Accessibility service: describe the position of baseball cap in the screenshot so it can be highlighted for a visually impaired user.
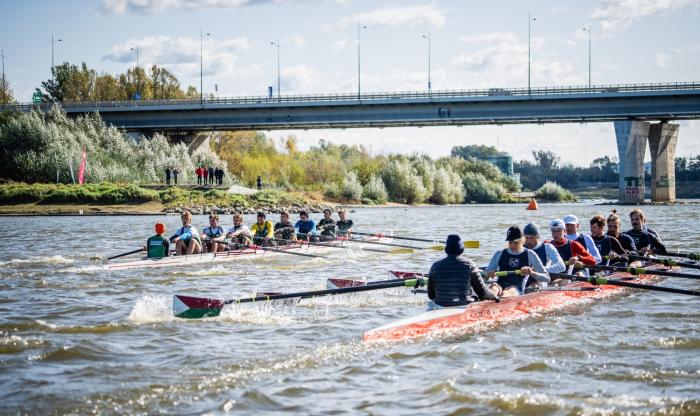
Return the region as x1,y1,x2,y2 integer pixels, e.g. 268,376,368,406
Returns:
506,226,523,242
523,223,540,237
550,218,565,230
563,214,579,224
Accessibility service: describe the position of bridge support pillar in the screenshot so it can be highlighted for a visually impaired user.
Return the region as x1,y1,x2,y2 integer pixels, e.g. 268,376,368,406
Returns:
648,122,678,202
614,120,649,203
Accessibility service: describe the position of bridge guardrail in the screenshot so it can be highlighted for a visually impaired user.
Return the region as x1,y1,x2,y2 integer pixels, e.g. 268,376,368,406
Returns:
3,81,699,112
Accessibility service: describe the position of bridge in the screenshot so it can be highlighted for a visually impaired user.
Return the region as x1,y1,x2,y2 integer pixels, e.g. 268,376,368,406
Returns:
5,81,700,204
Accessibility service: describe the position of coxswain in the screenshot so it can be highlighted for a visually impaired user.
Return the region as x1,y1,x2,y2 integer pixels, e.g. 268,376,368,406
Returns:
294,210,316,241
226,213,253,246
522,223,566,275
317,208,337,241
336,209,354,236
274,211,297,245
563,214,602,264
625,208,666,255
145,222,170,258
251,212,274,246
201,212,225,253
427,234,499,308
606,210,637,254
548,218,596,277
589,214,627,264
486,226,549,297
170,210,202,255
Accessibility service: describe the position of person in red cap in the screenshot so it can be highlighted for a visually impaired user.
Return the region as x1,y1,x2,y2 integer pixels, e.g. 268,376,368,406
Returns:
145,222,170,258
427,234,499,308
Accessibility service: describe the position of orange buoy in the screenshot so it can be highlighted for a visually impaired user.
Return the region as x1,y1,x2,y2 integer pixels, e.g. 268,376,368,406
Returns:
526,197,538,210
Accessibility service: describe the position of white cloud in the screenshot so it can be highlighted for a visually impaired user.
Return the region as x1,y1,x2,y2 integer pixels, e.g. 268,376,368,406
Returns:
333,37,352,50
591,0,694,34
332,4,446,31
286,34,306,48
99,0,285,14
654,52,669,68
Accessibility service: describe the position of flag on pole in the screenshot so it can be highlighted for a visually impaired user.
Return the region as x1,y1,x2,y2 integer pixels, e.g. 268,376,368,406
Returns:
78,147,87,185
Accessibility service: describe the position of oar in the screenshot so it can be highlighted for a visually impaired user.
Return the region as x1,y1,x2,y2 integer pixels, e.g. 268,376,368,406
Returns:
269,237,413,255
340,237,424,250
664,251,700,261
549,272,700,297
173,277,428,319
588,264,700,280
91,248,144,261
220,241,326,259
625,254,700,271
345,231,480,249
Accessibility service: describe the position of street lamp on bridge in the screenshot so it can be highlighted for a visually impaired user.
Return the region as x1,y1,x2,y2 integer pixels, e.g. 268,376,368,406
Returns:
130,45,140,69
528,13,536,96
582,25,592,91
357,23,367,100
50,35,62,84
422,32,432,93
200,28,211,104
270,40,281,102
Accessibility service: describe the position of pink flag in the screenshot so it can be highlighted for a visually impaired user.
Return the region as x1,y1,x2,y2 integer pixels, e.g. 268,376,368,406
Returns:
78,147,87,185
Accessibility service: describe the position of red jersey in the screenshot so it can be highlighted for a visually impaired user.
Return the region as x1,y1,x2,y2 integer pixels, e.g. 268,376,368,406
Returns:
547,238,597,266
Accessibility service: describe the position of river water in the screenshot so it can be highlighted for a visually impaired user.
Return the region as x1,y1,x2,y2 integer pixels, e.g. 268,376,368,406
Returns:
1,203,698,415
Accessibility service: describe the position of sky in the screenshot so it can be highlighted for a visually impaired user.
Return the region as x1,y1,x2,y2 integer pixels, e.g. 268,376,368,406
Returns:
2,0,699,165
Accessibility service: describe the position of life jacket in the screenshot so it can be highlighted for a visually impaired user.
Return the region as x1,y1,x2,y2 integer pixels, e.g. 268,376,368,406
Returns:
593,235,612,257
203,226,224,239
147,235,168,258
497,249,529,290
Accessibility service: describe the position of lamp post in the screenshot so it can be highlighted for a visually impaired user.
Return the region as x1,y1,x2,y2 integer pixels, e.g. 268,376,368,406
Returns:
357,23,367,100
130,45,140,68
270,40,281,101
582,25,592,91
51,34,62,83
200,28,211,103
528,13,536,95
422,32,432,93
1,50,6,105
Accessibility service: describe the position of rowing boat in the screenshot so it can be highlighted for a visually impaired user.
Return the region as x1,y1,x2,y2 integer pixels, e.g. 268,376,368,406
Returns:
363,267,665,343
105,235,392,271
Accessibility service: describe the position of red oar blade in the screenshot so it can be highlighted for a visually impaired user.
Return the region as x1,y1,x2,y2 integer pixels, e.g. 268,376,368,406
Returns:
389,270,428,279
173,295,225,319
326,278,367,289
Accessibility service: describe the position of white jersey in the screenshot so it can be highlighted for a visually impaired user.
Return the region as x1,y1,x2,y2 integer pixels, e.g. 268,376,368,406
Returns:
226,224,252,238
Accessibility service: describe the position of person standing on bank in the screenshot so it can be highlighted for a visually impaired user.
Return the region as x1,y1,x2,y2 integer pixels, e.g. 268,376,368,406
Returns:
172,167,179,185
165,167,171,186
208,166,215,185
486,226,549,297
256,175,263,190
427,234,499,309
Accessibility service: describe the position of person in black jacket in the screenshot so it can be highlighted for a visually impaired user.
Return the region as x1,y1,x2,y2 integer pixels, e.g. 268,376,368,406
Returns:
427,234,499,308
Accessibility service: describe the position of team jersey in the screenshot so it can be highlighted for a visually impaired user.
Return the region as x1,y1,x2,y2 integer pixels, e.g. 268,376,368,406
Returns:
251,220,274,238
317,218,336,236
147,235,170,258
336,219,354,234
295,219,316,235
274,222,295,241
202,226,224,239
172,225,200,242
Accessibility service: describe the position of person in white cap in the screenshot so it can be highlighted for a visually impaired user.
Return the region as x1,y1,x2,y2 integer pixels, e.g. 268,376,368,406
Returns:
548,218,596,277
563,214,602,264
523,223,566,276
485,225,549,297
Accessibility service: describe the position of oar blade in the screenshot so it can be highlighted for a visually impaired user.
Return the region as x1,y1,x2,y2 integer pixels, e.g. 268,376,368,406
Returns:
389,248,414,254
173,295,224,319
464,240,480,249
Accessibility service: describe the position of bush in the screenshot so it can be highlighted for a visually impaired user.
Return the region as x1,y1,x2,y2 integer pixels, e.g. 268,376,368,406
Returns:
340,171,363,202
362,175,388,204
463,172,505,203
381,159,428,204
430,167,464,204
534,181,577,202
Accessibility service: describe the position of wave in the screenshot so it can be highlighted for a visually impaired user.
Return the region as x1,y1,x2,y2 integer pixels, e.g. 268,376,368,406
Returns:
0,255,74,267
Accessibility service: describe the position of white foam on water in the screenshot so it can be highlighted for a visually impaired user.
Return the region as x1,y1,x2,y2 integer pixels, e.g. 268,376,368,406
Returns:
217,302,299,326
0,255,75,267
127,293,176,324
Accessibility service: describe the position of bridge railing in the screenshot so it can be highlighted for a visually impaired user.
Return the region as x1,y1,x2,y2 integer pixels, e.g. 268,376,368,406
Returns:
4,81,699,112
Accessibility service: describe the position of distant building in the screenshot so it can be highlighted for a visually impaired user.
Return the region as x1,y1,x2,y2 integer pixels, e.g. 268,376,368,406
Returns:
484,155,514,176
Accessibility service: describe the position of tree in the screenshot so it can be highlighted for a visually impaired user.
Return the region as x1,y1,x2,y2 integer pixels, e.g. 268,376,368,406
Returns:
532,150,560,170
1,76,15,104
451,144,504,160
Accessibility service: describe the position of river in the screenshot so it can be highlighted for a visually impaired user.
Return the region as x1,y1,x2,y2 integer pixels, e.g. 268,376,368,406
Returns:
1,203,698,415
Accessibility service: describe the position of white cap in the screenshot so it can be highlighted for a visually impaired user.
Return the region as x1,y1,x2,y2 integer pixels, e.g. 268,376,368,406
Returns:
550,219,565,230
563,214,579,224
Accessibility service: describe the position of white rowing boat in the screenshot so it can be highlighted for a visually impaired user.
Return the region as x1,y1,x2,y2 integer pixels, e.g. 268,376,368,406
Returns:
105,235,392,271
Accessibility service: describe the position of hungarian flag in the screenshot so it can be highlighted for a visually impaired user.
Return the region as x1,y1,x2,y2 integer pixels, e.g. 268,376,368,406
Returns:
78,147,87,185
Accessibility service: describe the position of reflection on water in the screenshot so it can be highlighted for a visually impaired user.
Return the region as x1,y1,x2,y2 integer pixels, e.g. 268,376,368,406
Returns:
0,204,698,414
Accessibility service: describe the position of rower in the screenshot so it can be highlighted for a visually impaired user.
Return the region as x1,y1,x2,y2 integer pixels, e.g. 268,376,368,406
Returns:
145,222,170,258
251,212,274,247
317,208,337,241
589,214,627,263
625,208,667,255
548,218,596,277
336,209,354,237
563,214,602,264
606,210,637,254
486,226,549,297
295,210,316,241
226,213,253,246
201,212,225,253
523,223,565,275
170,210,202,255
274,211,297,245
427,234,499,309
